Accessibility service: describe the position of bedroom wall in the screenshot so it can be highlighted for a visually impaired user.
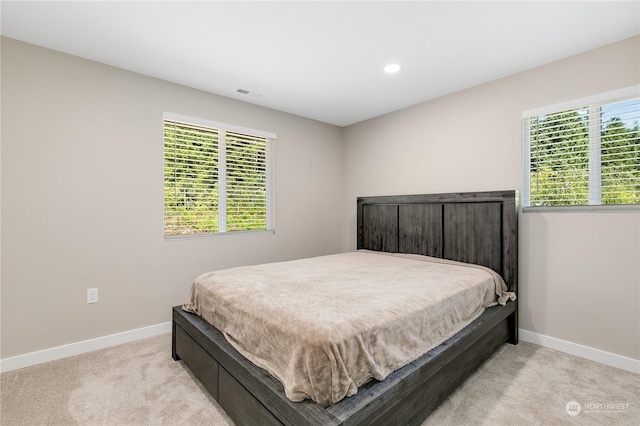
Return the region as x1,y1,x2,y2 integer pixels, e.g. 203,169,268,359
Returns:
0,37,344,358
342,36,640,362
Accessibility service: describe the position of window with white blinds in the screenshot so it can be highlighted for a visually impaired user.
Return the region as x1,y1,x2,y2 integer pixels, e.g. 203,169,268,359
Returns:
163,113,274,237
522,87,640,209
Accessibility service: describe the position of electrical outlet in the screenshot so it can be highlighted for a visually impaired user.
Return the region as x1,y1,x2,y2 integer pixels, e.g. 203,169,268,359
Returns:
87,288,99,304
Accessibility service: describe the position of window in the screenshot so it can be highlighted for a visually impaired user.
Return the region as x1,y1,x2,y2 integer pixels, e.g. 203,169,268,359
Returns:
522,87,640,209
163,113,275,236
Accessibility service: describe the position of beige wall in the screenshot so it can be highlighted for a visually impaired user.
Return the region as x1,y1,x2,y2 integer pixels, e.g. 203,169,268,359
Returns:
2,35,639,363
342,36,640,360
0,38,344,358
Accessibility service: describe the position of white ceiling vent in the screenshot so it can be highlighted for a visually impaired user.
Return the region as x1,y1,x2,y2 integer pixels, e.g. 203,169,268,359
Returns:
236,88,262,98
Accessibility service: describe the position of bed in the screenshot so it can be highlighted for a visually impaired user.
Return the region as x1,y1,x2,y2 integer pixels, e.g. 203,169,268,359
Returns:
172,190,518,426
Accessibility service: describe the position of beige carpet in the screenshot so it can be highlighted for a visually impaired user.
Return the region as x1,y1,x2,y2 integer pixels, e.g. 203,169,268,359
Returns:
1,334,638,425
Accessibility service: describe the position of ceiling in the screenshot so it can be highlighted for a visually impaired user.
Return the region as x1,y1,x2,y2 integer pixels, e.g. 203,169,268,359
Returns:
2,1,639,127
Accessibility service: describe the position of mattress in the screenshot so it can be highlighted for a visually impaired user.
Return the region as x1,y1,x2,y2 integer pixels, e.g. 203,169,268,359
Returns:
182,250,516,407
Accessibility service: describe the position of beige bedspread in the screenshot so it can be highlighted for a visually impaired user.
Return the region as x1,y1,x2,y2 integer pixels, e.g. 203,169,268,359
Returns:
183,250,516,407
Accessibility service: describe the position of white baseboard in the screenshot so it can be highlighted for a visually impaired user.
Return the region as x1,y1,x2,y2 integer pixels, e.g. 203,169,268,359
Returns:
2,323,637,375
0,322,172,373
519,329,639,374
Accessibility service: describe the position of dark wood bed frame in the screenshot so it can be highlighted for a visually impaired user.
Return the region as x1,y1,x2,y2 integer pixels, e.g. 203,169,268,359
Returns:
172,190,518,426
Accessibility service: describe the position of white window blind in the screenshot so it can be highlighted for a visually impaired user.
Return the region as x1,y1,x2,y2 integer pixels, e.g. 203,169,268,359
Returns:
522,87,640,209
164,114,275,236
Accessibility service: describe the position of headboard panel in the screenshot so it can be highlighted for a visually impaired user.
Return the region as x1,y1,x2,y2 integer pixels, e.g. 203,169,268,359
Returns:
361,204,398,252
357,190,518,293
399,204,443,257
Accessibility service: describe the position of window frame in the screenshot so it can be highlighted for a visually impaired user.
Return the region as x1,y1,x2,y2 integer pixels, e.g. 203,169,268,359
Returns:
163,112,276,238
521,86,640,212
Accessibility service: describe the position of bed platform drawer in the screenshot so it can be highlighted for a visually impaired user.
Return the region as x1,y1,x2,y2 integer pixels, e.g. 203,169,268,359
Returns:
219,367,283,426
175,325,219,400
174,317,283,426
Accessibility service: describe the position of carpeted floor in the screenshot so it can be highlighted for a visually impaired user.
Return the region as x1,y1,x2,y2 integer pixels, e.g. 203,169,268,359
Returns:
1,334,638,425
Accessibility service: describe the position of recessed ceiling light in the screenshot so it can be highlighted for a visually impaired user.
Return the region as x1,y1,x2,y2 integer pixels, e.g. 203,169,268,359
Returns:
384,63,402,74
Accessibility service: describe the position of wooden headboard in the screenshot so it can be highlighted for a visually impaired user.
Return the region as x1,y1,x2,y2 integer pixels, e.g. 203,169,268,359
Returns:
357,190,518,293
